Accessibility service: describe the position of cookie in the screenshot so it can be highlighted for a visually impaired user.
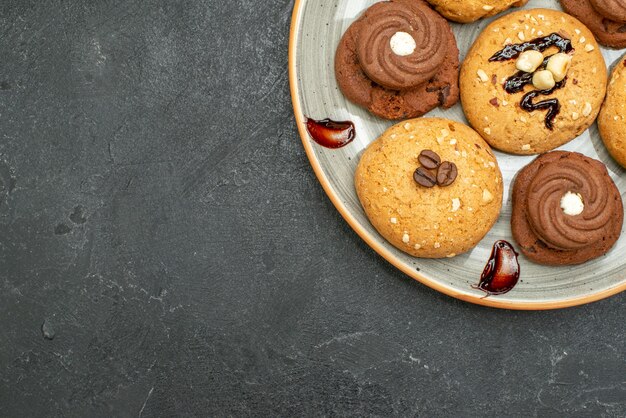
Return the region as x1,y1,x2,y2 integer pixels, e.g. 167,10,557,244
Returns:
354,118,503,259
335,0,460,120
511,151,623,266
560,0,626,48
590,0,626,22
599,57,626,167
460,9,607,155
425,0,529,23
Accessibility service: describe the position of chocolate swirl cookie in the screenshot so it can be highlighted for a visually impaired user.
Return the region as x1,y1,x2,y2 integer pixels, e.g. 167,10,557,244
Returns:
511,151,623,265
335,0,460,120
590,0,626,22
560,0,626,48
356,1,447,90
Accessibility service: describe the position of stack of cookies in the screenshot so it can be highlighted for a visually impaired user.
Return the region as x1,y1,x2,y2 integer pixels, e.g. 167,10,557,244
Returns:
324,1,626,278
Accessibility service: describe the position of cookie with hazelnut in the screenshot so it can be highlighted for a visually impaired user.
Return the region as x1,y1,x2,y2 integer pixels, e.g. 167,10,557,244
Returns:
354,118,503,259
460,9,607,155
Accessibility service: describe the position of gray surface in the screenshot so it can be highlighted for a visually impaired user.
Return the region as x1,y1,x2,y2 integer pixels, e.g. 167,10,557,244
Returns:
0,0,624,417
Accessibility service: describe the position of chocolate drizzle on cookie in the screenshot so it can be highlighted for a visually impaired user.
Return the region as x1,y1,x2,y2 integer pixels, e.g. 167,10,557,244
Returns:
520,79,566,130
489,32,573,61
489,33,573,130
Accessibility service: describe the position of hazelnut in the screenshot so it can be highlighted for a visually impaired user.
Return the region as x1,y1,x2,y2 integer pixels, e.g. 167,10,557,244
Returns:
546,53,572,82
532,70,556,90
516,50,544,73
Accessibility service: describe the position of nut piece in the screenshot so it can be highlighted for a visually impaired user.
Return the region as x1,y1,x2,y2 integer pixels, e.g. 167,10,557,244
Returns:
560,191,584,216
516,50,544,73
546,53,572,82
532,70,556,90
390,31,416,57
451,198,461,212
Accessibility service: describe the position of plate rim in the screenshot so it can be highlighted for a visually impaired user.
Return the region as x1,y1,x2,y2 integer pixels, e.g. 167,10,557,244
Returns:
288,0,626,310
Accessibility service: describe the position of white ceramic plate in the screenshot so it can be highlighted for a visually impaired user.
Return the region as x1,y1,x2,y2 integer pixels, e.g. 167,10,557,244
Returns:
289,0,626,309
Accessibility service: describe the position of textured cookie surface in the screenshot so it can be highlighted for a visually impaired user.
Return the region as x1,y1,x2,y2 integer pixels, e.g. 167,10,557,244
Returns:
560,0,626,48
460,8,607,155
425,0,528,23
355,118,503,259
599,57,626,168
511,151,623,265
335,0,459,120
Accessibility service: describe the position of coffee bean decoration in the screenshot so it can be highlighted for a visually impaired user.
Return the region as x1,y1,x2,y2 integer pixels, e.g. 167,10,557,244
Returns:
418,150,441,170
437,161,458,186
414,167,437,188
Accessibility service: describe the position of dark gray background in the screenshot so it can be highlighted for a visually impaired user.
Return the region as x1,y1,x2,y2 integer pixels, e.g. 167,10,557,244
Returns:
0,0,624,416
